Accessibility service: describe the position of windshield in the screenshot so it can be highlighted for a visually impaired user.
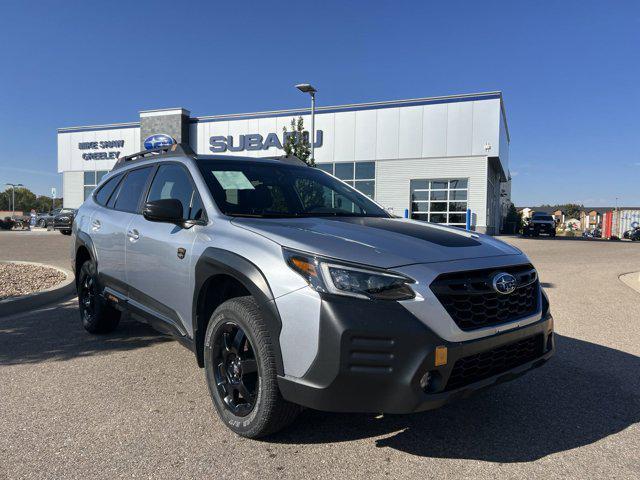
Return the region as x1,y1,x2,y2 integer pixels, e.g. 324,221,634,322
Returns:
197,160,389,218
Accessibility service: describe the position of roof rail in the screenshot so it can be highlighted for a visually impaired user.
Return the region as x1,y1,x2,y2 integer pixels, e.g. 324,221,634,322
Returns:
111,144,193,171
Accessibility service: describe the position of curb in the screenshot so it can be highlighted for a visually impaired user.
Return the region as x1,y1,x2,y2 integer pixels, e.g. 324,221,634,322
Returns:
619,271,640,295
0,261,75,318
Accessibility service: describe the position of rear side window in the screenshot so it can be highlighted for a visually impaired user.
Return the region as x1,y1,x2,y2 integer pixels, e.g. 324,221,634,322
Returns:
94,174,122,206
146,164,205,220
113,167,153,213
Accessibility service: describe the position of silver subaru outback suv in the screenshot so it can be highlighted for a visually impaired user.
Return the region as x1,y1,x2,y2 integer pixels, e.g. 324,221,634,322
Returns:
72,145,554,438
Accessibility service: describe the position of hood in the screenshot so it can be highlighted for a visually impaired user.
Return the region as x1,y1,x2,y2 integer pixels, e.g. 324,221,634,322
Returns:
231,217,521,268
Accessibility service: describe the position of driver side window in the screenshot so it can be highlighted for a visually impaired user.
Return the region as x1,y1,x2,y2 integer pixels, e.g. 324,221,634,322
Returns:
147,164,204,220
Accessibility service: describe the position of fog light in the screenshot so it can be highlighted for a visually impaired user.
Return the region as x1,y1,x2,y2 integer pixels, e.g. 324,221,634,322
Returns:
419,371,432,390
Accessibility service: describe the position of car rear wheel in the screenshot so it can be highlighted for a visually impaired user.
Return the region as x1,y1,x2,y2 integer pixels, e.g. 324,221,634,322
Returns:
60,229,72,235
77,260,120,333
203,296,301,438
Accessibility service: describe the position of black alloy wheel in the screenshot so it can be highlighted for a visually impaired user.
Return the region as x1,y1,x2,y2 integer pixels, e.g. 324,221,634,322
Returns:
212,322,259,417
79,274,97,324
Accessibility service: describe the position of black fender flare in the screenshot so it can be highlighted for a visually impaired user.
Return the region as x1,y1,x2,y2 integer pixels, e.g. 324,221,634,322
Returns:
192,247,284,374
74,231,98,280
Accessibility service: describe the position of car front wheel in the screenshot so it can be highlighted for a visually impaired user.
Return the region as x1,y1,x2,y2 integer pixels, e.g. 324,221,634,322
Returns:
77,260,120,333
203,296,301,438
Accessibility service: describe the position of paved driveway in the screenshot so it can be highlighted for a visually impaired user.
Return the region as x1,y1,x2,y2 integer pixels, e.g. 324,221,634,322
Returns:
0,230,72,270
0,235,638,479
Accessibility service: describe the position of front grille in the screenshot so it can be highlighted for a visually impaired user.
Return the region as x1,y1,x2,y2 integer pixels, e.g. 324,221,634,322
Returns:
445,334,544,391
430,265,539,331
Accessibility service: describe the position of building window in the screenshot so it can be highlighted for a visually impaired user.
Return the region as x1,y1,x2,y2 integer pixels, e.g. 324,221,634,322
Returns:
316,161,375,199
410,178,468,226
84,170,109,200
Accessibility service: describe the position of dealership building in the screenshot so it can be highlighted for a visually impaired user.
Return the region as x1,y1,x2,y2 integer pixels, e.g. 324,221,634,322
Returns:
57,91,511,233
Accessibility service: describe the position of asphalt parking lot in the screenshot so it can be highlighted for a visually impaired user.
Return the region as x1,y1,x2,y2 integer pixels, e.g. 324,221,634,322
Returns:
0,233,638,479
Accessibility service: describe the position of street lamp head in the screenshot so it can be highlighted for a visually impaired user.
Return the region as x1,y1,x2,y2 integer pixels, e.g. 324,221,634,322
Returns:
295,83,317,94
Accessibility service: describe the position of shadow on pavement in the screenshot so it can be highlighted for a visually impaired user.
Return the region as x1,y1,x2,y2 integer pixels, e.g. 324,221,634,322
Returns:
274,334,639,463
0,300,170,365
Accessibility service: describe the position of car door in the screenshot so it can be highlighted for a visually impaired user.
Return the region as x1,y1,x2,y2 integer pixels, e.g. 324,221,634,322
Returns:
125,162,206,336
90,166,153,295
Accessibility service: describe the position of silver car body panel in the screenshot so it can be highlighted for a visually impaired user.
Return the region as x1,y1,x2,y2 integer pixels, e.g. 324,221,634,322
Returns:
230,217,521,269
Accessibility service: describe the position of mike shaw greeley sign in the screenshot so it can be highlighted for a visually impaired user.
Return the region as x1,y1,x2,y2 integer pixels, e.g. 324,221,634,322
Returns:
209,130,323,153
78,140,125,160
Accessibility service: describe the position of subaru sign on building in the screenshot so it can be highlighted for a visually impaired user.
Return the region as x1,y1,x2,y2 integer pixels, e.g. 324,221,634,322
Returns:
57,92,511,234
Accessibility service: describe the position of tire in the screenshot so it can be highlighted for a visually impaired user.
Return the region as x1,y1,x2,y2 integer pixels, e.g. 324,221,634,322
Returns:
203,296,301,438
37,219,46,228
77,260,120,334
60,229,72,235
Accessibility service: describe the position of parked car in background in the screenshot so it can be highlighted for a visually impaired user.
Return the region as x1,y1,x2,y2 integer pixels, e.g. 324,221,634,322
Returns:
0,216,29,230
53,208,76,235
0,217,15,230
522,213,556,237
582,226,602,238
36,208,61,228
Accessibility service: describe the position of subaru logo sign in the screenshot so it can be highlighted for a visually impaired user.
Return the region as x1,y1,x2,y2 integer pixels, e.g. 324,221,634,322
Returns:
492,272,517,295
144,134,176,150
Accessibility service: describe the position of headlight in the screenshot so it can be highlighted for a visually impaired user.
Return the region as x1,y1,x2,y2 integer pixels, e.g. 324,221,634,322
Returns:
283,248,415,301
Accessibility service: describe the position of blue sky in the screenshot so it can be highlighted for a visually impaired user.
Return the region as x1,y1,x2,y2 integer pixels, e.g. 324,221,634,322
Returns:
0,0,638,206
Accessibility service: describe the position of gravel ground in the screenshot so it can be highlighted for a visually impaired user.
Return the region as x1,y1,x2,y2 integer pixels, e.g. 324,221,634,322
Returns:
0,262,67,300
0,235,638,479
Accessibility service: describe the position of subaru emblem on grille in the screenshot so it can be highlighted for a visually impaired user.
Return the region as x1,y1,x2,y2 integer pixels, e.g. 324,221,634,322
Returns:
492,272,517,295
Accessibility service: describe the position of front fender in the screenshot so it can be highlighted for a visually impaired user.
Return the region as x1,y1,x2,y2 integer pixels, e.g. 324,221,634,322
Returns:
192,247,284,374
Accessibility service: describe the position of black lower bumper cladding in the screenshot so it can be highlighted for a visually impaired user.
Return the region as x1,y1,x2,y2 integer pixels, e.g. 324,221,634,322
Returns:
278,295,554,413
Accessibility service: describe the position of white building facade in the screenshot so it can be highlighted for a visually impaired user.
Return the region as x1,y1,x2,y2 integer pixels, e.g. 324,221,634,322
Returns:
57,91,511,234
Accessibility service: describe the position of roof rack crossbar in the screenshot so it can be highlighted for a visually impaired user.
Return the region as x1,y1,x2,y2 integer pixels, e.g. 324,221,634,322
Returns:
112,144,192,170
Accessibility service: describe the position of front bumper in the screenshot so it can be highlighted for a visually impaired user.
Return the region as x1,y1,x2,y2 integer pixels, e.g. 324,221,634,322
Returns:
525,223,555,234
53,220,72,230
278,295,554,413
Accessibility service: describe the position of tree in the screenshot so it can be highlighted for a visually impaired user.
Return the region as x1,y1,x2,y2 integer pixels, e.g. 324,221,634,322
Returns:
560,203,584,220
537,203,584,219
0,186,62,215
282,117,313,166
282,117,325,209
504,203,521,234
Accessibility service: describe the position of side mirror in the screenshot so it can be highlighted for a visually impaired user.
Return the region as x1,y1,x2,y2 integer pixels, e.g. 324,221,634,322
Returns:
143,199,184,224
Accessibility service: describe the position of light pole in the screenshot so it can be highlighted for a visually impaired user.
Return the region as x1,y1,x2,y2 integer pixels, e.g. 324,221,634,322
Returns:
295,83,317,162
5,183,24,219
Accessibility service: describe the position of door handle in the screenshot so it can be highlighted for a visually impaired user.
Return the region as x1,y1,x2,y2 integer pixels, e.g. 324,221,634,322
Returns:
92,219,101,231
127,229,140,241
